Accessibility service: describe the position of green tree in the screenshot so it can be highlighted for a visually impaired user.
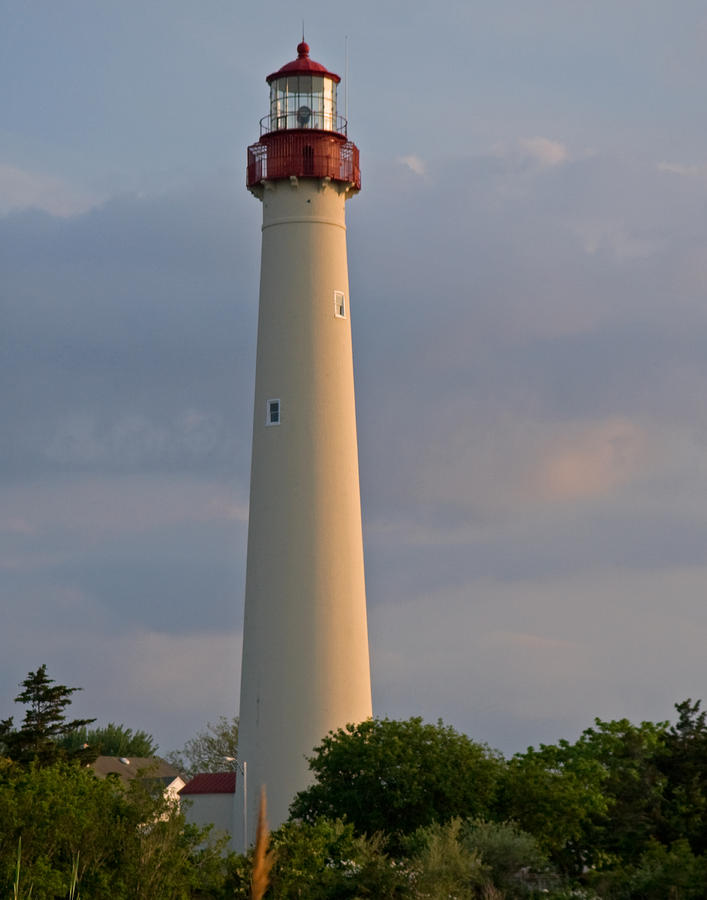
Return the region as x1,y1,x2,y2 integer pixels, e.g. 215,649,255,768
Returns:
498,717,669,878
657,699,707,855
166,716,239,778
589,838,707,899
497,739,609,875
124,776,231,900
408,819,488,900
59,722,158,757
0,665,95,765
461,819,553,897
574,717,666,867
290,717,503,855
0,757,231,899
629,839,707,899
403,818,554,899
230,818,409,900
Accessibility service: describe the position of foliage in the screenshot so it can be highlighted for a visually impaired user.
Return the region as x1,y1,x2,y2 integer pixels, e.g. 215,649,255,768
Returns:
408,819,488,900
229,818,410,899
127,778,231,900
267,818,372,898
403,818,556,899
166,716,239,778
6,671,707,898
0,665,95,766
0,758,131,897
291,717,503,854
494,739,608,875
345,831,413,898
588,838,707,899
656,699,707,855
626,838,707,899
59,721,158,757
229,815,559,900
241,818,546,900
462,819,553,896
497,718,667,876
572,717,667,868
286,705,707,893
0,758,231,899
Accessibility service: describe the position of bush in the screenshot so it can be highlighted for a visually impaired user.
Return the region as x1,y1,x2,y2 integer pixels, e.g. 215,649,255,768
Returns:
462,819,553,896
0,759,231,899
408,819,489,900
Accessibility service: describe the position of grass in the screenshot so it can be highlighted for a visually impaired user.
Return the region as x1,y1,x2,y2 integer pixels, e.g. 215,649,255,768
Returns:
250,787,275,900
13,837,32,899
13,836,81,899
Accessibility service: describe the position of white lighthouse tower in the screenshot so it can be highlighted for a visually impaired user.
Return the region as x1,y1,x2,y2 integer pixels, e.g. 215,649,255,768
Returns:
235,40,372,845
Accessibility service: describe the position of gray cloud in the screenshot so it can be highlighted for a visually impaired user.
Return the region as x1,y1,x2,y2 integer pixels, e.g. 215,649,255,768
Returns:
3,42,707,754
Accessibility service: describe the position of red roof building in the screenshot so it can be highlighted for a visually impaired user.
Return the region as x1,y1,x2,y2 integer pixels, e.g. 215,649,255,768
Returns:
179,772,236,795
179,771,236,841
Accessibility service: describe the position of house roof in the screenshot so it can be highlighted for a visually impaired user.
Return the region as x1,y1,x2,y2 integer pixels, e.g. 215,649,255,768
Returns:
179,772,236,795
91,756,182,785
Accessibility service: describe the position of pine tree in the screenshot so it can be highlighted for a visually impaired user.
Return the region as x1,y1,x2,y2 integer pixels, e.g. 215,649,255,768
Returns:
0,665,96,765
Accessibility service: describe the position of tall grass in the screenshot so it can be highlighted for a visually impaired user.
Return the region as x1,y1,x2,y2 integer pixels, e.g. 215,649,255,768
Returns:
13,837,32,899
250,787,274,900
12,836,80,900
68,849,80,900
13,836,21,900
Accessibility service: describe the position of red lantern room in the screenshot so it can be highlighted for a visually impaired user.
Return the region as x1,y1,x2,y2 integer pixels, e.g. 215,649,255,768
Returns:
246,42,360,193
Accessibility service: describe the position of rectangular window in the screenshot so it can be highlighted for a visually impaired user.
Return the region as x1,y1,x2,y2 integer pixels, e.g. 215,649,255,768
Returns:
266,399,280,426
334,291,346,318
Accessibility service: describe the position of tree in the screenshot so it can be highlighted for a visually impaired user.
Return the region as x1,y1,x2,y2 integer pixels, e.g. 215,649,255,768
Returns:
0,758,232,899
497,716,669,877
290,717,503,855
574,717,666,866
460,820,553,897
628,838,707,900
0,665,95,765
59,722,158,757
496,739,609,875
657,699,707,854
407,819,489,900
230,818,409,900
166,716,239,778
589,838,707,900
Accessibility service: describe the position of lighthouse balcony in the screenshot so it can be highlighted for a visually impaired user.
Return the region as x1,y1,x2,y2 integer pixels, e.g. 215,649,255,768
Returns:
247,131,360,191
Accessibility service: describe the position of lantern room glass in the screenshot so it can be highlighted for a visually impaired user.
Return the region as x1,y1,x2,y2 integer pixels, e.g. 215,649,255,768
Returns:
269,75,337,132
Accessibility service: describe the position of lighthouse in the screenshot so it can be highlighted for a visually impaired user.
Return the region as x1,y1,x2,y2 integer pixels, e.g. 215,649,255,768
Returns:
235,41,372,845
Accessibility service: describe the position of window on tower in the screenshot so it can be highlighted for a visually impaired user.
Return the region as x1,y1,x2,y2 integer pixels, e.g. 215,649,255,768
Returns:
334,291,346,318
266,399,281,426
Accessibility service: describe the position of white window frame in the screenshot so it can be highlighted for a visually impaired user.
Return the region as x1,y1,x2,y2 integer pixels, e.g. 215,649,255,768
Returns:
266,398,281,426
334,290,346,319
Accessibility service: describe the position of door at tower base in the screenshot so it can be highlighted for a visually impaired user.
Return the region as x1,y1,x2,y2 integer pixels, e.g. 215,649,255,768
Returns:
235,40,371,850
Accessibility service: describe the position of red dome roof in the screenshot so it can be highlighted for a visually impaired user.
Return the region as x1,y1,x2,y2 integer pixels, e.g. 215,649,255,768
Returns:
266,42,341,84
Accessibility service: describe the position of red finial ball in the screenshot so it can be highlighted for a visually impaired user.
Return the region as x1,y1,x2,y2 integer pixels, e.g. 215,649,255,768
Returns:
297,41,310,58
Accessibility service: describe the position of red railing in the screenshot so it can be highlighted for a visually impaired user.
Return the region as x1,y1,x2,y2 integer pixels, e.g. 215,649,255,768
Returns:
247,131,360,191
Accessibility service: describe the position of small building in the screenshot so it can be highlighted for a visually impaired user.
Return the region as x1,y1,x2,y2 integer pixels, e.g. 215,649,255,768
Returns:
91,756,186,807
179,772,236,839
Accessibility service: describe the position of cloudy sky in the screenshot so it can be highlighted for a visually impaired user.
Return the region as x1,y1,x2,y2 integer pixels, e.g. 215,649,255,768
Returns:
3,0,707,757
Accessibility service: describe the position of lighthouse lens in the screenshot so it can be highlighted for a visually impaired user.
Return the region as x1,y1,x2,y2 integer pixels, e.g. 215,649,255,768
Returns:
269,75,338,132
